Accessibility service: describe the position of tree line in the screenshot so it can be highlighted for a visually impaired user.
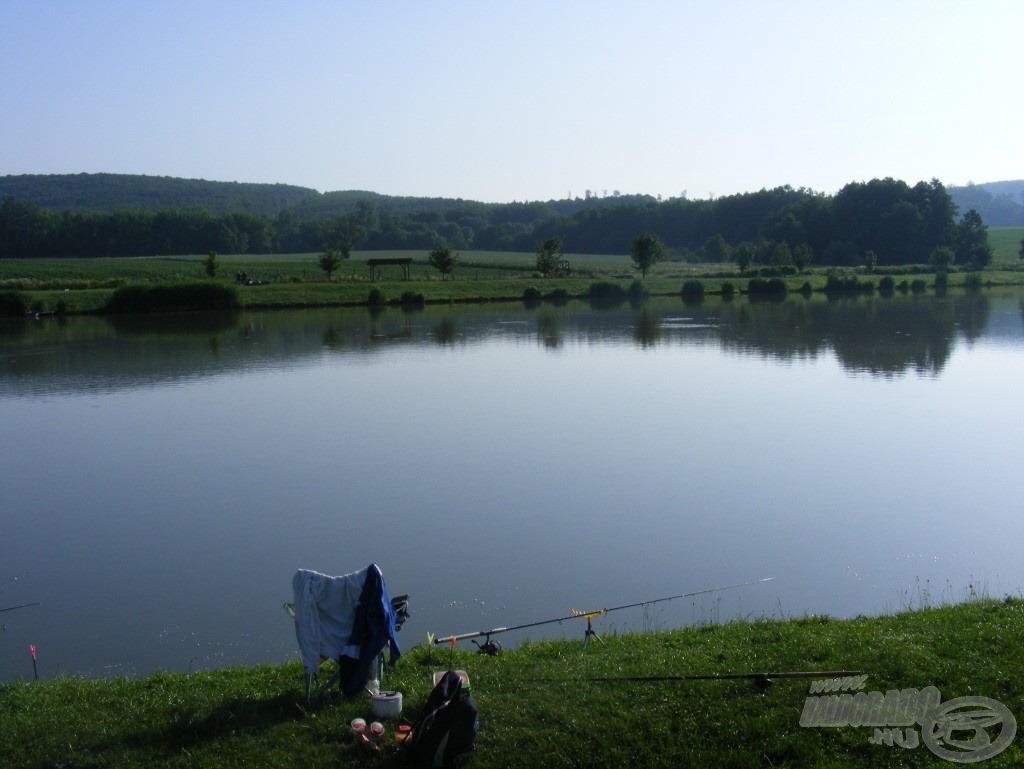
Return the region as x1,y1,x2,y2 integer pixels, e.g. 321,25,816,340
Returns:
0,177,995,269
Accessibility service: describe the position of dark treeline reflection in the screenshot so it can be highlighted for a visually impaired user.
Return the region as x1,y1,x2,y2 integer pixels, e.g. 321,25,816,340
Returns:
2,291,1020,395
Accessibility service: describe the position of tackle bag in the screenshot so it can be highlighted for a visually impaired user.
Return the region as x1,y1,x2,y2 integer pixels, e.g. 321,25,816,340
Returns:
409,669,478,767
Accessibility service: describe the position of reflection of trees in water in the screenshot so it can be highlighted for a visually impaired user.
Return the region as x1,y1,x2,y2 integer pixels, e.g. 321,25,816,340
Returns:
725,299,823,362
632,307,662,348
322,325,343,349
536,310,563,349
2,293,1009,395
433,317,458,346
713,294,992,377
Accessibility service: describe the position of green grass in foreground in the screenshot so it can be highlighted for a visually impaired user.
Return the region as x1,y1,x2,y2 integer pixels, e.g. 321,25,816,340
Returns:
2,599,1022,768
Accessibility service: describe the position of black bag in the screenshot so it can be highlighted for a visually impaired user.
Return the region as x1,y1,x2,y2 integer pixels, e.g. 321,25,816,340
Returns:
409,670,478,767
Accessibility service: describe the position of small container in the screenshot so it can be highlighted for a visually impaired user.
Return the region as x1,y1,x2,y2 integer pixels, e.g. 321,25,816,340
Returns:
369,721,385,737
371,690,403,718
350,717,367,734
396,724,412,744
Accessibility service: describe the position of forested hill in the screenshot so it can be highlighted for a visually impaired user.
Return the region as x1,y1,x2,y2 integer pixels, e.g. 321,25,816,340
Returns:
0,173,318,215
949,181,1024,226
0,173,1010,269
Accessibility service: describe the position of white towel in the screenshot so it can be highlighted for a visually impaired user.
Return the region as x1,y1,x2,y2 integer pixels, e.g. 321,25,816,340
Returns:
292,566,369,673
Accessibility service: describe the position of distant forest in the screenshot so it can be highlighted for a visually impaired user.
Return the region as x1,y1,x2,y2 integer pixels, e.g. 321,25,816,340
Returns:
0,173,1016,268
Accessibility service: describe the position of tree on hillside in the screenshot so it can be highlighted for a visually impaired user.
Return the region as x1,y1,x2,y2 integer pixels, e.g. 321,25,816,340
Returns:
630,232,664,278
319,249,342,281
535,236,563,276
954,209,993,268
204,250,219,278
428,246,458,279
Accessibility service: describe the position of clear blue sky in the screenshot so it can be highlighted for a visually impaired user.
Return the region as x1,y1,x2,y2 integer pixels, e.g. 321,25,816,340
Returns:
2,1,1021,203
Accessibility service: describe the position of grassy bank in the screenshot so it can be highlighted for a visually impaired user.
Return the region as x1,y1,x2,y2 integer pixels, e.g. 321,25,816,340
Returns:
2,599,1021,768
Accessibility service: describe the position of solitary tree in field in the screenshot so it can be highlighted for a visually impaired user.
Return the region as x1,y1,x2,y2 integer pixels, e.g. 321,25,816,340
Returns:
630,233,664,279
770,241,793,267
863,250,877,273
535,236,563,276
1019,237,1024,260
734,243,755,273
428,246,458,280
319,249,342,281
703,233,729,263
793,243,812,272
204,250,219,278
930,245,955,270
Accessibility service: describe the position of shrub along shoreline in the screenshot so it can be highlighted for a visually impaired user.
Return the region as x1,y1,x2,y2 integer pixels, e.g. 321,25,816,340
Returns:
2,598,1021,768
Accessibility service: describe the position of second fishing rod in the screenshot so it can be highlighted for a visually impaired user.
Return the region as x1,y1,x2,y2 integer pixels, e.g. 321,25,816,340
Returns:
434,577,774,654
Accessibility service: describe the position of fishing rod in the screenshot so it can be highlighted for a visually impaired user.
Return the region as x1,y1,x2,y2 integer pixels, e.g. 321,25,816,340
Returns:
543,670,863,691
435,577,775,653
1,603,41,614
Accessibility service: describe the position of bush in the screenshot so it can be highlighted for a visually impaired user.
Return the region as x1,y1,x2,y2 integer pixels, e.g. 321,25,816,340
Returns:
964,272,984,291
105,283,238,313
545,287,569,304
799,281,813,297
721,282,735,299
878,276,895,295
680,280,705,300
399,291,425,307
367,287,387,307
910,279,927,294
0,291,28,317
522,286,542,302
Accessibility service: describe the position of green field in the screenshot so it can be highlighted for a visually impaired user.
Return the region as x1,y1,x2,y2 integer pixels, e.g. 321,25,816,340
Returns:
3,243,1023,316
988,227,1024,264
2,598,1021,768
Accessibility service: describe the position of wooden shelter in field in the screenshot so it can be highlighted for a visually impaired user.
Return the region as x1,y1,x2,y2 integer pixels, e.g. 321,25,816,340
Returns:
366,257,413,280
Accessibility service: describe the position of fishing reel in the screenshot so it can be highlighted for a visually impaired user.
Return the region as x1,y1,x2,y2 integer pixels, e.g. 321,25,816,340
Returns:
472,637,502,656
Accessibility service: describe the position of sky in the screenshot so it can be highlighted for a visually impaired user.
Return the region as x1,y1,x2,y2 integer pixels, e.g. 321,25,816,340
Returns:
1,1,1021,204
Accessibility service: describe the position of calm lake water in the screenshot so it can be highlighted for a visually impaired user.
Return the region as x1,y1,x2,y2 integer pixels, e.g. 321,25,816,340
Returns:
2,290,1023,682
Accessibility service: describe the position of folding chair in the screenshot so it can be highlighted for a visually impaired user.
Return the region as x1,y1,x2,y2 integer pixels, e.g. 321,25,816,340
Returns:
288,564,410,700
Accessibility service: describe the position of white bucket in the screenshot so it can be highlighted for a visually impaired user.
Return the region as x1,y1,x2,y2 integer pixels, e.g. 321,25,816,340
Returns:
371,691,403,719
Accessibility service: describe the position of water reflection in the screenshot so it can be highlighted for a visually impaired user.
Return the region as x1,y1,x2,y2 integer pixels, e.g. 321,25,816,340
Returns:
0,291,1019,397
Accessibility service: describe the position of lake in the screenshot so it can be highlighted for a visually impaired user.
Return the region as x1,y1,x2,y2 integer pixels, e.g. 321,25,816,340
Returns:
2,289,1022,682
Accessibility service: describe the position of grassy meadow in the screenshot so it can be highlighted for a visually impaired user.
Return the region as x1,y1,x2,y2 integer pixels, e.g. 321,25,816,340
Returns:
2,231,1023,316
2,598,1021,768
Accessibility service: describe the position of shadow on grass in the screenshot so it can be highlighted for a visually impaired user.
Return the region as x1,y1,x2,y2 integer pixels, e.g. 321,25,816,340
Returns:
97,691,310,759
